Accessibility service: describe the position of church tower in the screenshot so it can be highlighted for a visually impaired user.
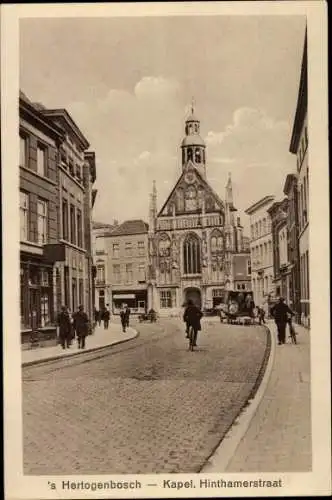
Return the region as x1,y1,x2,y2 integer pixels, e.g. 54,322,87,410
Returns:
181,100,206,179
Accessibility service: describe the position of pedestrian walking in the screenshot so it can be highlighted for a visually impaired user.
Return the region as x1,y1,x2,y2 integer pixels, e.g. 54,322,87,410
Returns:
270,297,295,345
102,307,110,329
57,306,71,349
120,304,127,332
183,299,203,347
94,307,99,327
258,306,266,325
73,305,89,349
124,305,131,328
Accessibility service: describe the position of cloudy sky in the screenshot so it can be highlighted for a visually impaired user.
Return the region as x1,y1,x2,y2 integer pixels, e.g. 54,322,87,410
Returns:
20,15,306,231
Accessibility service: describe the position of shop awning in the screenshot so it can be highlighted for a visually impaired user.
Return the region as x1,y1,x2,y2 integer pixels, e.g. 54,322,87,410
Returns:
113,294,136,300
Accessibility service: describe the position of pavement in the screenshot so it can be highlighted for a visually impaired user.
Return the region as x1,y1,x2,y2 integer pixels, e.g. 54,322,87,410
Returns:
21,320,138,367
22,319,268,475
202,320,311,473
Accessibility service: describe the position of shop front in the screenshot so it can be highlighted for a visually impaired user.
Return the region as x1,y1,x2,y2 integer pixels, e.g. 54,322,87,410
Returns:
112,290,147,315
20,253,56,344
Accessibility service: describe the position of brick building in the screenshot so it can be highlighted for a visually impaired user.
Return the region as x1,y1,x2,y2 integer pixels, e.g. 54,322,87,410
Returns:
289,30,309,326
19,92,64,339
39,107,96,320
93,220,149,314
19,92,97,342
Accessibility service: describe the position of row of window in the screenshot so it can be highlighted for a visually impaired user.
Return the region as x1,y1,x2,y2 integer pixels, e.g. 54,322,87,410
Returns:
62,199,83,247
250,217,272,240
298,168,309,232
20,135,47,177
20,191,48,245
251,240,273,268
96,263,147,285
111,241,145,259
60,146,83,182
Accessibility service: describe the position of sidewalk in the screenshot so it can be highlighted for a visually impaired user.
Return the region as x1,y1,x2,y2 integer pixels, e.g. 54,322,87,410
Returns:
225,320,311,472
22,321,138,367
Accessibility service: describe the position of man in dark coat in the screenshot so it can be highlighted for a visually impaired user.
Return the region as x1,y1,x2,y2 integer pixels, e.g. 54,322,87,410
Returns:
120,304,127,332
183,299,203,347
270,297,295,345
102,307,110,329
73,305,89,349
57,306,71,349
124,306,131,328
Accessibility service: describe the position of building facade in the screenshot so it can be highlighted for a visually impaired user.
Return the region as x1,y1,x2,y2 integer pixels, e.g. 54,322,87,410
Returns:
289,31,309,326
19,92,97,342
147,105,250,315
93,220,149,314
39,107,96,321
19,92,64,340
283,173,301,319
268,198,291,303
245,196,275,309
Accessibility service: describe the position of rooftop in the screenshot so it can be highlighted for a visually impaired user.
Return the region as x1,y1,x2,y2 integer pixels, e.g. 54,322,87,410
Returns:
108,219,149,237
245,195,275,215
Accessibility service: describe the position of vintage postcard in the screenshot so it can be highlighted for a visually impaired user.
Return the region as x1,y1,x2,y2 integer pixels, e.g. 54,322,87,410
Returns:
2,1,330,498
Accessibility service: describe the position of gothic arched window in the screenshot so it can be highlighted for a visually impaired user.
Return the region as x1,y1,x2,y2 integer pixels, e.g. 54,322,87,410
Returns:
211,231,224,254
187,148,193,161
195,148,201,163
185,186,197,211
183,233,201,275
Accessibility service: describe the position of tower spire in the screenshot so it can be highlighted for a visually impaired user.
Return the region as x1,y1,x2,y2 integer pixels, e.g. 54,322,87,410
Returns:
149,180,157,234
191,96,195,115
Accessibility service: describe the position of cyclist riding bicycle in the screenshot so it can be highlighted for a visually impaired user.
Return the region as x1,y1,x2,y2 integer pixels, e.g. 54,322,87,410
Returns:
183,299,203,347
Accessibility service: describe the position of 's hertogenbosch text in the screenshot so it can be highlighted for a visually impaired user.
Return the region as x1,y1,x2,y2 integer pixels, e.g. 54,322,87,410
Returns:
62,478,283,491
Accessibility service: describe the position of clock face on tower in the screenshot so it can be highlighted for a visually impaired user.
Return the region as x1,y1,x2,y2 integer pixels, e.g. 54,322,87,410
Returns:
184,172,195,184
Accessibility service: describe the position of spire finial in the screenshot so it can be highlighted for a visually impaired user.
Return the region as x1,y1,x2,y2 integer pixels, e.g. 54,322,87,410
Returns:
191,96,195,115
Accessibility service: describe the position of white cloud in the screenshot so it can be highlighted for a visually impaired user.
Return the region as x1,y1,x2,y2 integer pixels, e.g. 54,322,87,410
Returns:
204,107,296,232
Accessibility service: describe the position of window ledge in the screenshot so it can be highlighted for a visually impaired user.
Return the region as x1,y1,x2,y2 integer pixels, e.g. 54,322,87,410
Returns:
20,165,57,186
59,239,87,253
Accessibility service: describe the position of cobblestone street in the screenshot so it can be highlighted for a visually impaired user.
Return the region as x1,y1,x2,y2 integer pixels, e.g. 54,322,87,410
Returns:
23,319,269,474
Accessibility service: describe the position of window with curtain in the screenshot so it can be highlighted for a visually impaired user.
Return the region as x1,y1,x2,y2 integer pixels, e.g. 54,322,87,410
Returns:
183,233,201,275
20,191,29,241
77,209,83,247
37,199,48,245
20,135,27,167
62,199,69,241
70,204,76,245
37,145,46,176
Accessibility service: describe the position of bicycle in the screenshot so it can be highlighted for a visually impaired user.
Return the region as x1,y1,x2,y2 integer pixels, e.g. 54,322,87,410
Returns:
288,319,297,344
188,325,196,351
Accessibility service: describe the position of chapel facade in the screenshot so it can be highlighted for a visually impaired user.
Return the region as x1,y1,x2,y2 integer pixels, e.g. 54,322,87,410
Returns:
147,104,249,315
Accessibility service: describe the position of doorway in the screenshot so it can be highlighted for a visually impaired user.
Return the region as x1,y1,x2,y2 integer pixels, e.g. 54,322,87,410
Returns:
184,287,202,308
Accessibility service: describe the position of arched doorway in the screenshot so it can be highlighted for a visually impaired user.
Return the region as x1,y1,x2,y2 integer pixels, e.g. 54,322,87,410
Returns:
184,287,202,308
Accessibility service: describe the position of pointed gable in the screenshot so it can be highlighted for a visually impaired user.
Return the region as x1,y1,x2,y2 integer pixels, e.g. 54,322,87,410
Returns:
158,164,224,218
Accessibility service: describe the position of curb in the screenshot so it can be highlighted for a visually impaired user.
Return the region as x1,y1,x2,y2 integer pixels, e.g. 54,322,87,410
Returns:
200,322,276,473
22,328,139,368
